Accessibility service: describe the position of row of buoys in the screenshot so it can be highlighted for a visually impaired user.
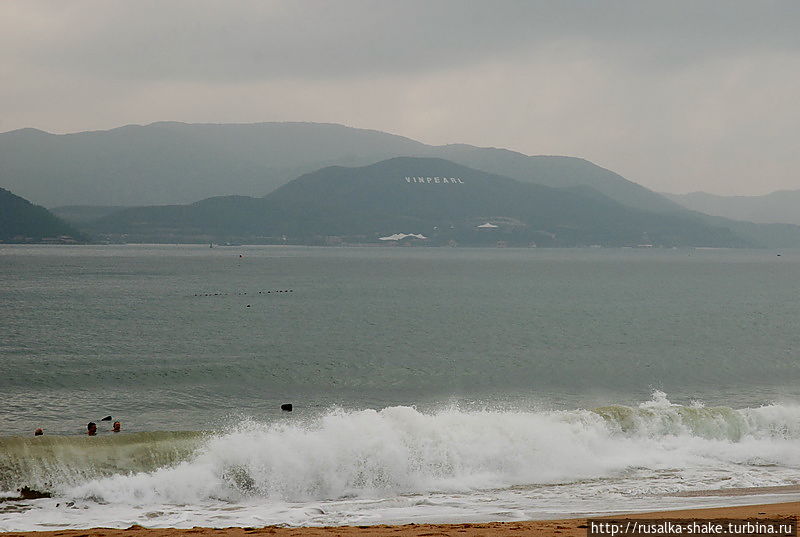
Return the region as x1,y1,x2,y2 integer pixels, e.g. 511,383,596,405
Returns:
194,290,294,297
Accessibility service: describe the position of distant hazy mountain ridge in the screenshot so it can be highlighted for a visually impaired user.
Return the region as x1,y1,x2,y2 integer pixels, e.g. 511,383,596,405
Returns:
1,122,678,213
6,121,799,248
50,205,131,223
430,145,683,213
664,190,800,226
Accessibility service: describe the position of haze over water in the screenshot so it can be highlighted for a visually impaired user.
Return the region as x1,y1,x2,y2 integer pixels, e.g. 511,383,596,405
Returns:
1,245,799,529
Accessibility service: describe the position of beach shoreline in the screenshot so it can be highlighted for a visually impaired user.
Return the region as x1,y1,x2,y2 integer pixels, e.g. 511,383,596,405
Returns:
1,502,796,537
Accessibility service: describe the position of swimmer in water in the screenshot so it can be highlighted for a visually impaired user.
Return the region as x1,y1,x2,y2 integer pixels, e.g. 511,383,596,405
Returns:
34,428,43,436
87,422,97,436
112,421,121,432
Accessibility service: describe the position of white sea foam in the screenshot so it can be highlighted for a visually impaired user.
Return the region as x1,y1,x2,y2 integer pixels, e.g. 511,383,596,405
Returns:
63,393,800,502
2,393,799,530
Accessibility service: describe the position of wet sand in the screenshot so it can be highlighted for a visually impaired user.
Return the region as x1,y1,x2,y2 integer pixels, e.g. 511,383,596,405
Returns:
1,501,797,537
667,484,800,497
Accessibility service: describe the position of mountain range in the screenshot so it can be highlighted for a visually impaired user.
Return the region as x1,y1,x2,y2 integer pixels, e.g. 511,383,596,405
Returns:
1,122,678,213
2,121,799,247
664,190,800,226
86,157,746,247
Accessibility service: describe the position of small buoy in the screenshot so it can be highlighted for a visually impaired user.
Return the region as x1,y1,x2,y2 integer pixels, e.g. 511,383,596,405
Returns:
281,403,293,412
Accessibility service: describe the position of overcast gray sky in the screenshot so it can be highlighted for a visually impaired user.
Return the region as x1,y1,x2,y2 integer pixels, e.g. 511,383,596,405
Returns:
2,1,799,195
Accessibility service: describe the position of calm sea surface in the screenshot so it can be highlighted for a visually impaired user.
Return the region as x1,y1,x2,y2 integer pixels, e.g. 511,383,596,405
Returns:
1,245,799,529
2,245,799,434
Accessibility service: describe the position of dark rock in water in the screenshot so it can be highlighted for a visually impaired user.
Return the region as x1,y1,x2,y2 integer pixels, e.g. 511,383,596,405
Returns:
101,416,113,421
18,486,51,500
281,403,293,412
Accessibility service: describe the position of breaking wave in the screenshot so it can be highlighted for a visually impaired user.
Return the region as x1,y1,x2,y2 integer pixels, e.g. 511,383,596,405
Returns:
3,392,799,504
0,431,206,494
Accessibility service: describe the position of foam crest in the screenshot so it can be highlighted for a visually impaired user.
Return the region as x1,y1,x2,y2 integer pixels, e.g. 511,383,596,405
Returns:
595,391,800,441
63,394,800,504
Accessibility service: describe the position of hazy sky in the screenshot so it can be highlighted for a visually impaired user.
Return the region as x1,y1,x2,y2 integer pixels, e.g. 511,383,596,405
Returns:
2,1,799,195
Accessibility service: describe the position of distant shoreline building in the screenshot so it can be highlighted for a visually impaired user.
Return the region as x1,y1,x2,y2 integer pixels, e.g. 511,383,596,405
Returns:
378,233,428,244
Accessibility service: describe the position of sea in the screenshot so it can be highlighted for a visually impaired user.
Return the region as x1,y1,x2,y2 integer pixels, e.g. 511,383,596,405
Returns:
1,245,799,530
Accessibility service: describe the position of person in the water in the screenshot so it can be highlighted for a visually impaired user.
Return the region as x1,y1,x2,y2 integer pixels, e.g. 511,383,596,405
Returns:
87,422,97,436
112,421,121,432
34,428,43,436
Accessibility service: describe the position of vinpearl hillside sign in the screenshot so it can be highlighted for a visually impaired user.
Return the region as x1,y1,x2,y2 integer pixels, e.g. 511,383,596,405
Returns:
405,176,465,184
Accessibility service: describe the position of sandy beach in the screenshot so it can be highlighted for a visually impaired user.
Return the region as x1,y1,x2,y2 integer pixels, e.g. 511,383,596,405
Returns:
1,502,796,537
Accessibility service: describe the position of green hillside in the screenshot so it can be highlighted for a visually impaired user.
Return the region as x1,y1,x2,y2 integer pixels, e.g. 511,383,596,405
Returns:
0,187,83,242
90,158,746,247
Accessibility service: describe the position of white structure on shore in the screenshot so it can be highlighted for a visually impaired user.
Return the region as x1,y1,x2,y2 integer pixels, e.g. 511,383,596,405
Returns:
378,233,428,241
